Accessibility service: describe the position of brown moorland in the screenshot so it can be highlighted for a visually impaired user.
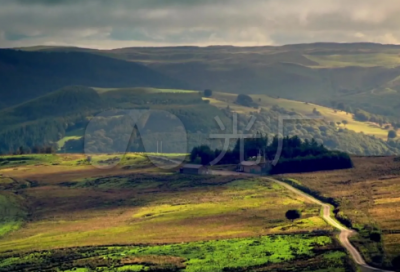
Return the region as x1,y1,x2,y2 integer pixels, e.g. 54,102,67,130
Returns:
281,156,400,266
0,155,330,254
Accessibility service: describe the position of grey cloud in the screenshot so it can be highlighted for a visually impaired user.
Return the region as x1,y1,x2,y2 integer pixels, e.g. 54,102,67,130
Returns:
1,0,400,48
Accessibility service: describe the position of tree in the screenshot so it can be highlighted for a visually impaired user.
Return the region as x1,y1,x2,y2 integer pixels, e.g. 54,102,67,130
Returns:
388,130,397,139
392,255,400,270
369,232,381,242
236,94,254,107
285,209,301,222
312,108,321,116
203,89,213,97
342,120,348,126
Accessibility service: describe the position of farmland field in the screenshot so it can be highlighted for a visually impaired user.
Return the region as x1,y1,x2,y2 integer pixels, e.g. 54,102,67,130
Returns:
0,154,354,271
281,156,400,267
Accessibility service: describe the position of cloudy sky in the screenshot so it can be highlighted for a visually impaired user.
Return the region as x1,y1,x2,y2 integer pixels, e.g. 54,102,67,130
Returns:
1,0,400,49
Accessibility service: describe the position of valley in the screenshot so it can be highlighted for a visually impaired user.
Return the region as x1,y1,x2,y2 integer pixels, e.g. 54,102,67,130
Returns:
1,43,400,271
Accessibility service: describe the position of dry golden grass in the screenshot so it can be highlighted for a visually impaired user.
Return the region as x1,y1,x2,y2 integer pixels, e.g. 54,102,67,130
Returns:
281,156,400,258
206,92,393,139
0,164,330,253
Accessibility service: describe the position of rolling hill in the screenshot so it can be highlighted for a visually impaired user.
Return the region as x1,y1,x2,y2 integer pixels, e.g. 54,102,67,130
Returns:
0,86,233,154
12,43,400,119
1,84,396,156
0,49,187,108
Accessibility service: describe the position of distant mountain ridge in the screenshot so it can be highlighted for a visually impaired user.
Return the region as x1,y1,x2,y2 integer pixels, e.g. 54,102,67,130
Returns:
4,42,400,118
0,49,187,108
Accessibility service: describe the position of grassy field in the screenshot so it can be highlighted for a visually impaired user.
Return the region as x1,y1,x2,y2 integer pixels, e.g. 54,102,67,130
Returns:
0,192,26,238
93,87,198,94
0,173,330,253
305,53,400,68
280,156,400,268
204,92,393,139
0,154,352,271
57,128,85,149
0,234,350,272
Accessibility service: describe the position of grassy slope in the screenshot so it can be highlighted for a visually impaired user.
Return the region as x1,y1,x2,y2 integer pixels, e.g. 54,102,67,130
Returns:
281,156,400,267
0,234,349,272
10,43,400,120
305,53,400,68
93,87,198,94
205,91,393,139
56,128,85,149
0,154,352,272
0,49,186,108
0,193,26,238
0,174,329,253
55,88,394,152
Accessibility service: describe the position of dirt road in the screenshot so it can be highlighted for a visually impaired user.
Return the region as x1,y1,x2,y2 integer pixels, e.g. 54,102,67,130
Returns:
208,170,393,272
269,179,394,272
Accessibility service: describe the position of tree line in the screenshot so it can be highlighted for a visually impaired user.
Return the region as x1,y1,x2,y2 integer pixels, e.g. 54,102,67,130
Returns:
190,134,353,174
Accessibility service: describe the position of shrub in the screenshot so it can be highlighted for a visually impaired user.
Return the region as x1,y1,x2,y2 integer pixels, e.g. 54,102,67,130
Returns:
369,232,381,242
203,89,213,97
235,94,256,107
388,130,397,139
285,210,301,222
392,255,400,269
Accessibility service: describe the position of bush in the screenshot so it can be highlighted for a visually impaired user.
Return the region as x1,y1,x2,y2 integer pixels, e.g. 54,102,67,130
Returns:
235,94,256,107
369,232,381,242
285,210,301,222
392,255,400,269
388,130,397,139
203,89,213,97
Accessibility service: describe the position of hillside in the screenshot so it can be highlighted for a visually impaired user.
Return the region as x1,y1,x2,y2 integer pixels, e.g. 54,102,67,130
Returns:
0,86,232,154
10,43,400,119
283,156,400,268
208,92,392,139
0,86,103,129
1,84,399,156
24,43,400,118
0,154,352,272
0,49,186,108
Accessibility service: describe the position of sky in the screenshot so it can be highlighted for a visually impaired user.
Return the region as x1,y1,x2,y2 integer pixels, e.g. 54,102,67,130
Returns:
1,0,400,49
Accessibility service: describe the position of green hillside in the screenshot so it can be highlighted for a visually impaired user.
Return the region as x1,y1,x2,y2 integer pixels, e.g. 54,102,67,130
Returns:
0,86,103,129
1,84,399,156
8,43,400,120
207,92,392,139
102,43,400,118
0,86,230,155
0,49,187,108
202,91,400,155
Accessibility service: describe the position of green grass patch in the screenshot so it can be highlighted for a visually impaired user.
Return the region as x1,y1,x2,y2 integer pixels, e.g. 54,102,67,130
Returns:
57,128,84,149
0,234,342,272
0,193,26,238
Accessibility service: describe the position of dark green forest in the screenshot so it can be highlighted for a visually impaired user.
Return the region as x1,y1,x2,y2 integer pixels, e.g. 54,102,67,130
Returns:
2,85,400,156
0,86,230,155
190,135,353,174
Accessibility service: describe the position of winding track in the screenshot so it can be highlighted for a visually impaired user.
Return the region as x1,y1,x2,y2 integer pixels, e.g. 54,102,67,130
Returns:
209,170,393,272
270,178,393,272
152,158,393,272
